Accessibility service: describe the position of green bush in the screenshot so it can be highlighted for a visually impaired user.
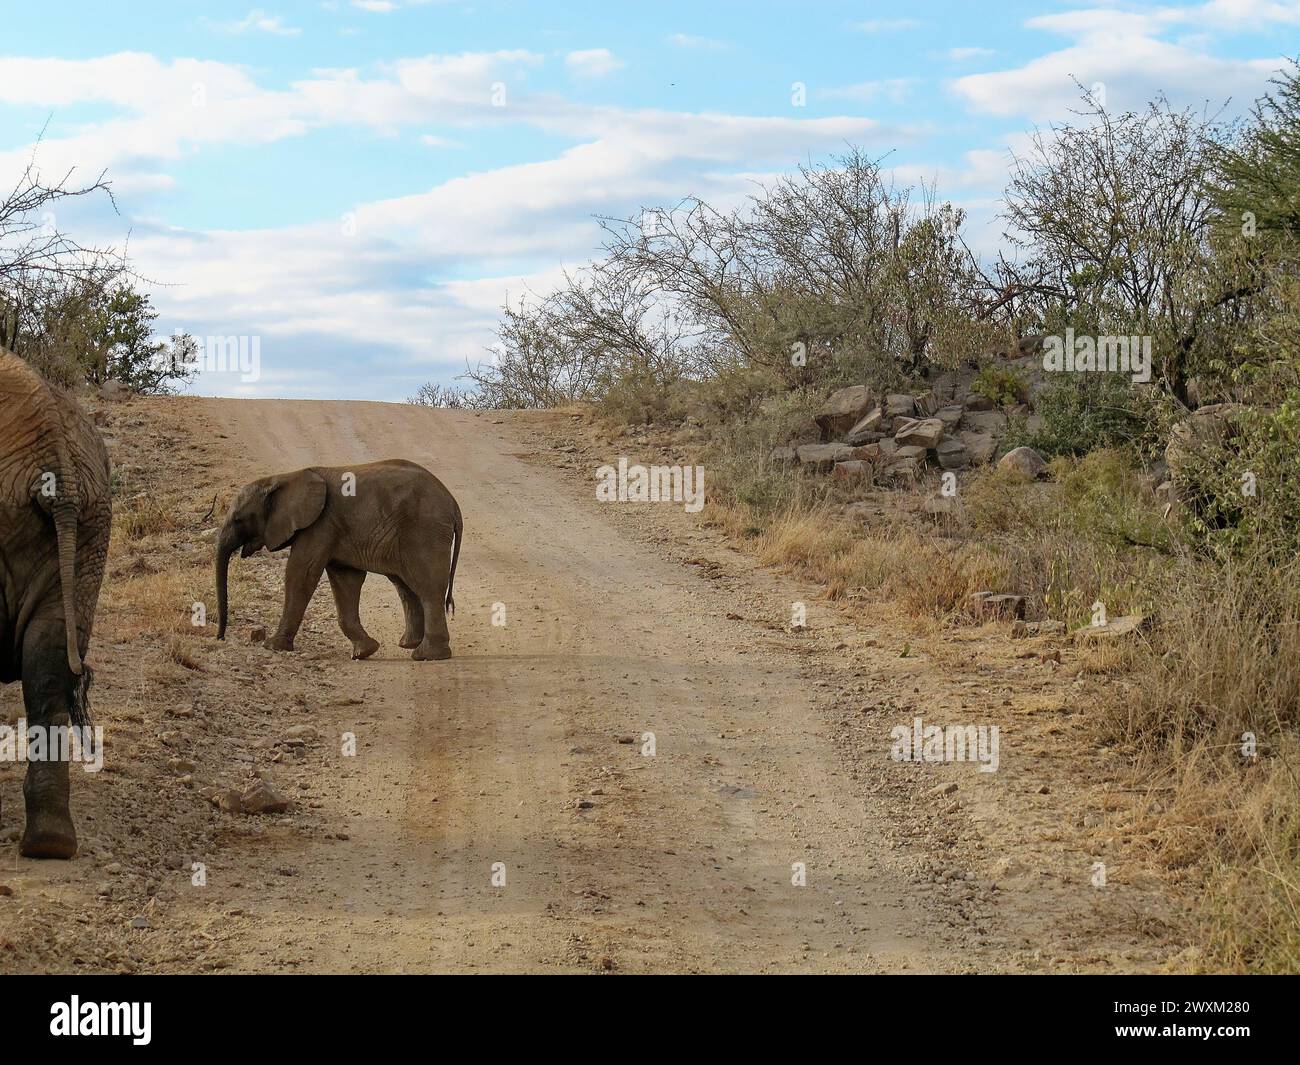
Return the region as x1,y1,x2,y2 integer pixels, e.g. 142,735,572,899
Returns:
971,364,1029,406
1177,396,1300,561
704,387,825,517
1007,373,1152,457
1057,450,1174,552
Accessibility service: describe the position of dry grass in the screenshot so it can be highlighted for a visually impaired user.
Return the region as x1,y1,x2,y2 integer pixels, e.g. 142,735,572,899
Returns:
166,635,205,671
709,440,1299,971
1108,554,1300,971
1120,557,1300,753
744,501,1015,614
117,496,182,540
1198,750,1300,973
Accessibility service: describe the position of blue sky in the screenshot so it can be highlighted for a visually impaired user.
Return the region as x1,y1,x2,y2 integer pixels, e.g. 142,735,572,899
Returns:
2,1,1295,399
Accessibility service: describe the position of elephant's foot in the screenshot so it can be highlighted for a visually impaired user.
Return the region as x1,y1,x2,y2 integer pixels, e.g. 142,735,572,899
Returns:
411,641,451,662
266,634,295,652
22,763,76,859
398,631,423,649
351,636,381,660
20,808,77,860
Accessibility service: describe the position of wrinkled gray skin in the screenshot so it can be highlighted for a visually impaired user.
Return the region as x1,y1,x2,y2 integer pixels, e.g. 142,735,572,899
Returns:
216,459,462,661
0,348,112,859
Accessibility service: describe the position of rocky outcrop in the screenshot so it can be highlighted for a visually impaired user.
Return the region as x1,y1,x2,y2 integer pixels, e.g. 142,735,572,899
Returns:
894,417,945,449
935,438,969,470
832,460,872,483
958,430,996,465
937,406,964,431
960,409,1006,435
815,386,876,441
844,406,884,444
885,393,916,420
796,443,857,470
1074,614,1150,643
791,359,1044,489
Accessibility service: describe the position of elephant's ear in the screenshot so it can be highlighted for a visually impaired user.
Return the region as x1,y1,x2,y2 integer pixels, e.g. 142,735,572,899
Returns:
263,470,327,551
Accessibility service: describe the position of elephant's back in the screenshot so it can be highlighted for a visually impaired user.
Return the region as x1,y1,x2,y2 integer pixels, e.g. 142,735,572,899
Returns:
340,458,456,501
0,349,111,510
0,349,61,501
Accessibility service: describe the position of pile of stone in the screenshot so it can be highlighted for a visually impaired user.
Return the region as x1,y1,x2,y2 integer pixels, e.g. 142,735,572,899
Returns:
771,378,1034,484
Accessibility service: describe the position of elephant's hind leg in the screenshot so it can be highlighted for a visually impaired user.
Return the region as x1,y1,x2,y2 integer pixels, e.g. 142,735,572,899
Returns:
326,564,379,660
19,620,78,859
389,577,425,649
411,600,451,661
408,543,453,662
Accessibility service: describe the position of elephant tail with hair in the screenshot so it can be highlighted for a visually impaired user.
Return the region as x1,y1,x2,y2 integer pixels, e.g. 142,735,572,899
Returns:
50,434,84,680
445,501,462,616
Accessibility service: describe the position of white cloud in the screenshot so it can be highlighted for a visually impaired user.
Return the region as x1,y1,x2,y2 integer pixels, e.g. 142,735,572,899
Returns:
0,49,907,397
819,79,917,105
351,1,397,12
0,50,550,188
952,6,1286,118
564,49,624,79
207,9,302,36
666,33,728,50
1032,1,1300,36
850,18,921,33
948,47,994,61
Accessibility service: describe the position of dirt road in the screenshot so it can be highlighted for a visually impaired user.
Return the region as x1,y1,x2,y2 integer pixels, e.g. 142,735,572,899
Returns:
0,397,1175,974
158,398,954,973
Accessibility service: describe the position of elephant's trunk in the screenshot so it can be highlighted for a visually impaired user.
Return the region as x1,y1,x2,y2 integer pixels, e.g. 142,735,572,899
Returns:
215,526,239,640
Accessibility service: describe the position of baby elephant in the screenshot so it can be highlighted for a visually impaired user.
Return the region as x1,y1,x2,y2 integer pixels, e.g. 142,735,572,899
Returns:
215,459,462,660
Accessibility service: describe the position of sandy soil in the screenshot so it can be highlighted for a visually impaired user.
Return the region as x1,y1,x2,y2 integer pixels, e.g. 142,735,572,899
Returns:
0,398,1179,973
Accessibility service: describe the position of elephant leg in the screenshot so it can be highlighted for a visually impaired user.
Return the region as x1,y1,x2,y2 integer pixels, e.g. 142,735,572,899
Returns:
20,618,78,859
408,543,453,662
267,548,325,652
327,564,379,660
389,577,425,649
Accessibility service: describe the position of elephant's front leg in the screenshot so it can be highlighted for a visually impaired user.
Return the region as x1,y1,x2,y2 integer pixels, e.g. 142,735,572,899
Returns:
20,620,79,859
327,564,379,660
267,547,325,652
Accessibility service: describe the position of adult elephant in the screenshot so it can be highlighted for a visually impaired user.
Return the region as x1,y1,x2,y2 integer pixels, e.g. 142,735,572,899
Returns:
0,348,112,859
215,459,463,661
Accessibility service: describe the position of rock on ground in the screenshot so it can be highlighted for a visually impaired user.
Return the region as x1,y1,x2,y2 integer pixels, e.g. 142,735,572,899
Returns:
815,386,876,441
998,446,1047,480
796,443,856,471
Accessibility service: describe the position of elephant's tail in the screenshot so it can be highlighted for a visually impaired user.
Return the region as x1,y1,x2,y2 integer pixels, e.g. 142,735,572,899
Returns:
54,501,82,675
445,501,462,616
54,436,93,730
51,437,84,678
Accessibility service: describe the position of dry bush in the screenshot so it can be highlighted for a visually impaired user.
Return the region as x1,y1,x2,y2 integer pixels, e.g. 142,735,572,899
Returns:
117,497,181,540
755,505,895,599
1118,555,1300,753
101,560,225,638
166,636,204,671
1108,554,1300,971
892,538,1014,617
962,456,1170,626
1197,748,1300,973
751,502,1014,613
